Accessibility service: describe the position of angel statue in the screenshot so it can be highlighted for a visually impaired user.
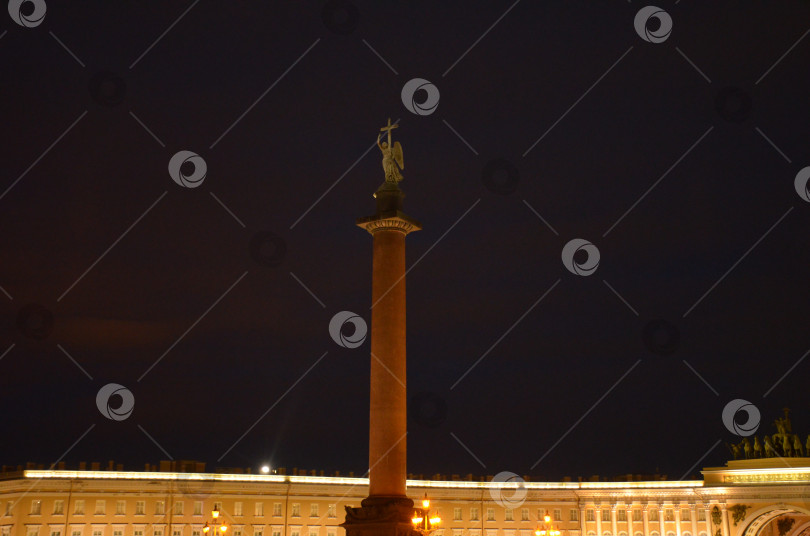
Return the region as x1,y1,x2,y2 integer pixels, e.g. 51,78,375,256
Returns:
378,118,404,184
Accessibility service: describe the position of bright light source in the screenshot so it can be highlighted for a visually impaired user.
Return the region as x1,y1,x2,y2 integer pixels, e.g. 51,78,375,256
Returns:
261,465,270,474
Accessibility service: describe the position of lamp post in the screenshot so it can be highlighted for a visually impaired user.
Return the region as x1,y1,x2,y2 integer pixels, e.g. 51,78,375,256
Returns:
411,495,441,536
203,507,228,536
535,514,561,536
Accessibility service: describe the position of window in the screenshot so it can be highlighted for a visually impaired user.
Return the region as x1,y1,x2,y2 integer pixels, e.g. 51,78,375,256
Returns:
156,501,165,515
471,508,479,521
72,531,82,536
327,531,335,536
650,511,659,522
135,531,143,536
27,528,39,536
521,509,529,522
454,508,463,521
328,505,336,518
173,530,181,536
586,510,595,522
155,530,163,536
290,531,298,536
92,530,102,536
602,510,611,522
554,510,561,522
51,530,61,536
310,504,319,517
234,531,242,536
273,504,282,517
487,508,495,521
618,511,626,522
538,510,546,520
135,502,144,515
31,500,42,515
255,530,263,536
682,510,691,521
116,501,126,515
698,511,706,522
214,503,222,513
5,501,12,516
506,509,514,521
95,500,105,515
255,503,264,517
309,531,318,536
292,504,300,517
234,502,243,516
75,500,85,515
2,528,11,536
665,510,674,522
193,531,201,536
174,502,184,516
633,510,642,522
570,510,579,522
194,502,202,516
114,530,123,536
53,500,64,515
272,531,281,536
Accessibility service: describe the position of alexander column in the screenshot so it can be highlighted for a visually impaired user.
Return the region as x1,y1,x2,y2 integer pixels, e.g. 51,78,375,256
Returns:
342,119,421,536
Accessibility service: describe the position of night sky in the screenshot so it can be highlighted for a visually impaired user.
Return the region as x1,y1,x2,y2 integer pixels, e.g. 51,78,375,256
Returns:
2,1,810,482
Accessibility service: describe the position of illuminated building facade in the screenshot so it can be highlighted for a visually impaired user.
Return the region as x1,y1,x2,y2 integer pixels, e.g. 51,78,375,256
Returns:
1,459,808,536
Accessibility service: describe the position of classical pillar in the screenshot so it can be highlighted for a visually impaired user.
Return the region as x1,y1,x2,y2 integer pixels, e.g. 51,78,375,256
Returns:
625,506,633,536
596,507,603,536
342,157,421,536
689,505,697,536
704,506,712,536
611,506,618,536
642,505,650,536
720,506,730,536
580,507,587,536
658,506,665,536
675,506,682,536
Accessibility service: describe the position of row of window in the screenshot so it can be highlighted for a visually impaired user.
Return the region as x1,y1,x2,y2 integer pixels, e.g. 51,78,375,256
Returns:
3,528,715,536
450,508,707,523
19,503,337,519
12,527,337,536
15,503,712,524
583,510,707,523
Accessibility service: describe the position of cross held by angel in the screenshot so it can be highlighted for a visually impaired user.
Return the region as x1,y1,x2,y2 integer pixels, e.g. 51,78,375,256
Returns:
378,118,404,184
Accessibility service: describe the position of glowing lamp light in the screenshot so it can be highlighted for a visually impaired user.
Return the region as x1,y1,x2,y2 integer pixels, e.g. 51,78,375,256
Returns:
422,499,430,508
221,527,227,533
544,515,551,523
429,517,441,526
261,466,270,474
412,517,423,524
212,509,220,519
203,527,210,533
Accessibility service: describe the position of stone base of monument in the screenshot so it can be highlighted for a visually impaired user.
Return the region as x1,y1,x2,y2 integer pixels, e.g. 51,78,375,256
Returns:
341,497,415,536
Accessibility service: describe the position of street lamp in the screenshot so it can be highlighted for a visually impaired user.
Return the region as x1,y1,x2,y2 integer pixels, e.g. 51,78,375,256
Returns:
535,515,560,536
203,507,228,536
411,494,441,535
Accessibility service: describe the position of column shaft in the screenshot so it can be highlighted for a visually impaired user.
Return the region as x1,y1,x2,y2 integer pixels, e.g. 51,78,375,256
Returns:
368,229,408,498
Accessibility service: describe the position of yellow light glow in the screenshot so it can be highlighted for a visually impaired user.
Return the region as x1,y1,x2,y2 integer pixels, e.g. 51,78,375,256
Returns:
429,517,441,526
544,515,551,523
212,510,220,519
203,528,210,533
221,527,227,532
412,517,423,524
422,497,430,508
21,469,710,490
536,531,542,536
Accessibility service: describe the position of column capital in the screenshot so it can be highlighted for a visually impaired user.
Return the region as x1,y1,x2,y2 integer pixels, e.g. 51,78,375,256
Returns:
357,211,422,235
